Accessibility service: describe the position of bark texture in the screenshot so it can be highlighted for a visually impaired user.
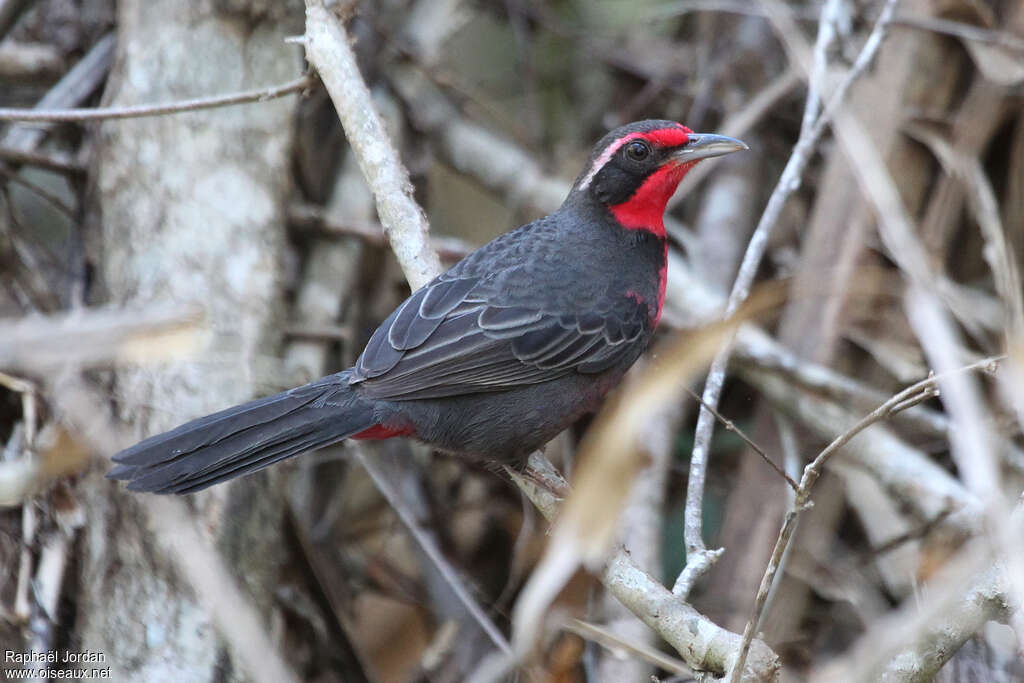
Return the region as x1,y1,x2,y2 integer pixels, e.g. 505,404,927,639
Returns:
77,1,301,679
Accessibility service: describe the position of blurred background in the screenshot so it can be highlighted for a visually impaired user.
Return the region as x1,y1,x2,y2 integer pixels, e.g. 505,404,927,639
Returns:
1,0,1023,681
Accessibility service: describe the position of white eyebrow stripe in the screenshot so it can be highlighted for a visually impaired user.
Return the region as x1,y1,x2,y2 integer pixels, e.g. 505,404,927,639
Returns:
577,133,642,191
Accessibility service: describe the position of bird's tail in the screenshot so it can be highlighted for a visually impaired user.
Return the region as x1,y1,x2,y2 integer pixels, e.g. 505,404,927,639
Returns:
107,371,376,495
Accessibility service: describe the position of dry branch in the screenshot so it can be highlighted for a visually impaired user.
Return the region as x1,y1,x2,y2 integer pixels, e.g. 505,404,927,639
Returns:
814,540,1014,682
0,75,313,122
353,448,512,655
509,457,780,680
680,0,901,596
728,356,999,681
745,366,978,528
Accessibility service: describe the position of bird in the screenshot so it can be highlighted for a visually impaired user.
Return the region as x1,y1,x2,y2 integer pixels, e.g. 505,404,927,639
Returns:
108,119,747,494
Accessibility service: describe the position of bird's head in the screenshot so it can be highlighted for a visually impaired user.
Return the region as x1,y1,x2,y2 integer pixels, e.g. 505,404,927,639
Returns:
571,119,747,236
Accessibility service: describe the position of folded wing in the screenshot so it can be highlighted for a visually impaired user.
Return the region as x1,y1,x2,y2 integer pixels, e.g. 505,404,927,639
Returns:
350,274,646,400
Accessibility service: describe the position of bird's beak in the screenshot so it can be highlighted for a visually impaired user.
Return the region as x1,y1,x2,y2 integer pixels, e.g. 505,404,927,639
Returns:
671,133,748,163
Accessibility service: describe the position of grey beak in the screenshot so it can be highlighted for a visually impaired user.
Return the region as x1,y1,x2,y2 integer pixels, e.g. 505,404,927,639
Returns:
673,133,748,162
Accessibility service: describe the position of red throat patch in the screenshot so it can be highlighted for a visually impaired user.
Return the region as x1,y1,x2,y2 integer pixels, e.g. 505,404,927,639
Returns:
608,161,696,237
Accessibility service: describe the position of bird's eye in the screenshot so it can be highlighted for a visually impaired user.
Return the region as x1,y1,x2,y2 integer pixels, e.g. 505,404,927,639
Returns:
624,140,651,162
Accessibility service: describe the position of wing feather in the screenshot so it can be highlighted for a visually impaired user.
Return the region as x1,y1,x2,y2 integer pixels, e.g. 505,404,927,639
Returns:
352,272,648,400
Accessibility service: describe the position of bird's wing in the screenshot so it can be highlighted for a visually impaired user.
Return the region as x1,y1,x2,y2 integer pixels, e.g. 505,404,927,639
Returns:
350,273,647,400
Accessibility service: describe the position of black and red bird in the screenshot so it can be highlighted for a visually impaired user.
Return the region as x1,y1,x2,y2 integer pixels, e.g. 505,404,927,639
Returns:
109,120,746,494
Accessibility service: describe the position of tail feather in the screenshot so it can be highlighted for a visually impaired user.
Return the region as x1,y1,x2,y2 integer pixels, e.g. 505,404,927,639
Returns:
109,371,376,494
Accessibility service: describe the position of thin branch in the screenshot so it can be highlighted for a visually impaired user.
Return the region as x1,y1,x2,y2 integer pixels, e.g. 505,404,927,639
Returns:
727,356,1001,682
734,325,951,437
744,366,978,529
683,386,798,491
0,147,86,176
680,0,899,593
2,32,115,153
814,534,1012,681
352,448,513,656
508,455,780,679
671,546,724,599
0,75,314,122
865,507,955,561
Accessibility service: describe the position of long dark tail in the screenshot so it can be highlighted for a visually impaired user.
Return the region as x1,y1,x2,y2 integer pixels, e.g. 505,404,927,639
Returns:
107,370,376,495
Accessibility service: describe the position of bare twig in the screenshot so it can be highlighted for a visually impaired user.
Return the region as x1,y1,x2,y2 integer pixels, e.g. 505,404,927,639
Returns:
734,325,950,437
508,455,780,679
0,147,86,176
679,0,899,594
814,535,1013,681
684,386,798,491
727,356,1000,682
671,546,725,599
0,75,314,122
866,507,955,561
352,448,513,656
745,366,977,527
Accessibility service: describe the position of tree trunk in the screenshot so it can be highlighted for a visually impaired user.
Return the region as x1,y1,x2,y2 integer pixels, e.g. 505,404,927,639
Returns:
76,1,301,679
